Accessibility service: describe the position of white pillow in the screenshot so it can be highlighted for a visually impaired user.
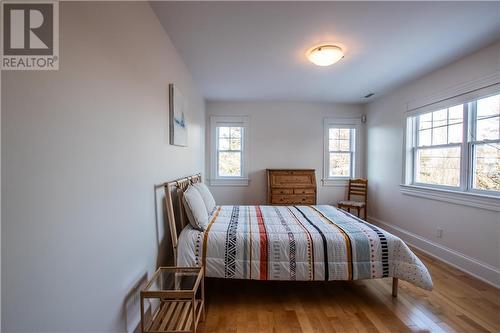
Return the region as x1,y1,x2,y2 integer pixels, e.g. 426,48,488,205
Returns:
192,182,216,214
183,185,209,231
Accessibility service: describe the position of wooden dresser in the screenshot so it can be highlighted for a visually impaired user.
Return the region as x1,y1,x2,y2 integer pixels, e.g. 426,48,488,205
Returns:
267,169,317,205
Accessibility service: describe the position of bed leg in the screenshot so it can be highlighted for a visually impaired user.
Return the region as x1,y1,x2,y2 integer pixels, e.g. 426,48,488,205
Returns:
392,278,398,297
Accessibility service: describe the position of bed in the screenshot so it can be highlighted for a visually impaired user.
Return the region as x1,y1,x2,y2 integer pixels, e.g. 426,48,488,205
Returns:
163,174,433,296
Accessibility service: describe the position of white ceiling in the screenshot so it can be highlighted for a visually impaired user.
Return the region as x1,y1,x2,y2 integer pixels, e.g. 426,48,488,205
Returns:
152,1,500,103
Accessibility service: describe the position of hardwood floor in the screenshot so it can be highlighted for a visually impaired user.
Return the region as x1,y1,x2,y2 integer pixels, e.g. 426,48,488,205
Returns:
197,249,500,332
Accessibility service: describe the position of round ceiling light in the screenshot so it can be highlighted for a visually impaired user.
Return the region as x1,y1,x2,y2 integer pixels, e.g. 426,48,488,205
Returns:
307,44,344,66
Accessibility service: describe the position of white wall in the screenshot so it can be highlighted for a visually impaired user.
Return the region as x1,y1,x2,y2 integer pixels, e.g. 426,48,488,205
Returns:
365,41,500,287
1,2,204,332
206,101,364,205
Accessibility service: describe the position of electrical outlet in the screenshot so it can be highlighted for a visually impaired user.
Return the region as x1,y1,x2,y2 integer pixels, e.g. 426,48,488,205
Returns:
436,227,443,238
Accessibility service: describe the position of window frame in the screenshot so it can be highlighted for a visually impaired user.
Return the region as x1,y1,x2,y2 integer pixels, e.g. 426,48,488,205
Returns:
209,115,249,186
411,104,466,191
323,118,362,186
467,98,500,196
403,85,500,206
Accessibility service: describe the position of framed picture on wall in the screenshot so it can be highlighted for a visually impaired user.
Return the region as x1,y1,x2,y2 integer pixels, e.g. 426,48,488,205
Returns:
169,83,188,146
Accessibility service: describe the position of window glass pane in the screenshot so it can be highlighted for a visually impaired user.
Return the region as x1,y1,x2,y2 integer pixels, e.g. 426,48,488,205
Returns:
419,112,432,130
448,123,463,144
218,127,229,138
476,94,500,141
416,146,461,187
230,127,241,138
329,139,338,151
417,105,464,147
477,94,500,118
329,128,340,140
476,116,500,141
339,139,350,151
432,109,447,128
230,138,241,150
218,152,241,177
418,129,431,146
448,105,464,144
473,143,500,191
339,129,350,140
432,126,447,145
218,138,229,150
329,139,350,151
448,105,463,126
329,152,351,177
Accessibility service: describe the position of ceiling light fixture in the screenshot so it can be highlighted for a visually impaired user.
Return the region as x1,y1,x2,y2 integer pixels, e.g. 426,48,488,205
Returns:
307,44,344,66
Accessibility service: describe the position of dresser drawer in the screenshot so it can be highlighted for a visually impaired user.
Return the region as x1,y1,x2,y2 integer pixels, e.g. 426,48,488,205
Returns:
293,188,315,195
271,195,315,205
272,189,293,195
270,173,315,187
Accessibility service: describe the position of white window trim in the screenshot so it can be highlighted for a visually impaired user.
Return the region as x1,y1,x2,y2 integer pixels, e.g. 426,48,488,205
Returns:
401,78,500,210
323,118,362,187
400,184,500,212
209,115,249,186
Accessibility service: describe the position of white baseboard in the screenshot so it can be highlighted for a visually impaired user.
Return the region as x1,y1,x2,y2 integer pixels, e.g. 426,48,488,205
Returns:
368,216,500,289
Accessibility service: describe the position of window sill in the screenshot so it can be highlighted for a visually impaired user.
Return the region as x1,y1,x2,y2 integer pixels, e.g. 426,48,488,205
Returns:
400,184,500,212
322,178,349,187
209,178,249,187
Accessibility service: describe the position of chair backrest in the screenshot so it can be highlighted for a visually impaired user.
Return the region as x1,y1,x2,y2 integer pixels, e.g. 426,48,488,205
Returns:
348,178,368,202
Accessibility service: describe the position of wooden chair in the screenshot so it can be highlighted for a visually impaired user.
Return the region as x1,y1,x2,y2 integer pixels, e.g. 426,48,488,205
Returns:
338,178,368,220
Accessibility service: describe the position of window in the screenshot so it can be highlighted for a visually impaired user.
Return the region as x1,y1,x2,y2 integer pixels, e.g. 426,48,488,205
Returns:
324,118,361,185
471,94,500,191
329,128,355,177
405,92,500,195
217,126,242,177
414,105,463,187
209,116,249,186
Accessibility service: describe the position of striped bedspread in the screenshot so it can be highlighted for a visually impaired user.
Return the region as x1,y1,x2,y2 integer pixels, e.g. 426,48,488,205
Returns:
177,205,433,290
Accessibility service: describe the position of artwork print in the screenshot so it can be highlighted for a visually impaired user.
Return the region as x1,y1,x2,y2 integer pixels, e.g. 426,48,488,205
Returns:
169,83,188,146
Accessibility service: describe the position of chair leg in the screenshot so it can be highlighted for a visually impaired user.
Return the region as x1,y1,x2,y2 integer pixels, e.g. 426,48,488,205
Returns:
356,207,360,218
363,207,367,220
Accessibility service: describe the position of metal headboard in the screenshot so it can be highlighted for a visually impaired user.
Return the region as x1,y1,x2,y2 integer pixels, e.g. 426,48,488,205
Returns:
157,173,202,263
